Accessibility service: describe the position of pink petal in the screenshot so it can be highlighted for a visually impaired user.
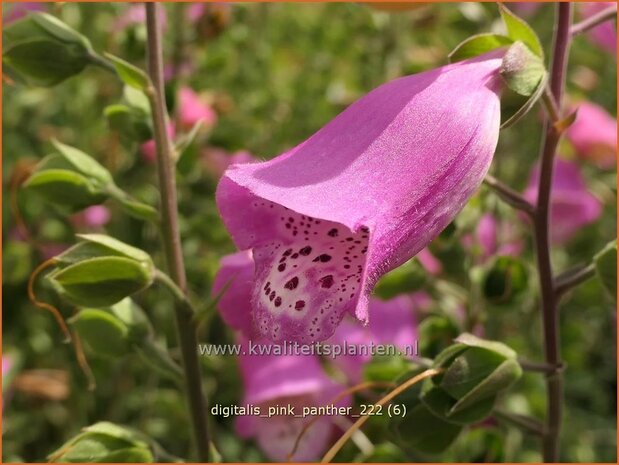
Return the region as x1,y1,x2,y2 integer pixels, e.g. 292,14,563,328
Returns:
212,250,256,336
217,52,503,342
567,101,617,169
524,159,602,244
178,87,217,130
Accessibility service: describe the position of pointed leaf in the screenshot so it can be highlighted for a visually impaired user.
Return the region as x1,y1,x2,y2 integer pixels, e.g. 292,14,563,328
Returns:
104,53,149,91
498,3,544,58
449,33,513,63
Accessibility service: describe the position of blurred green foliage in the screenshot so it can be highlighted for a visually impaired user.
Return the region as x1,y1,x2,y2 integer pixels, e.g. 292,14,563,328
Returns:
2,2,616,463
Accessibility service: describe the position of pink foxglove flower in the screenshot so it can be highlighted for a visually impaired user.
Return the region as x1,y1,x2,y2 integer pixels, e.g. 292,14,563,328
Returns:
580,2,617,54
216,52,503,343
235,337,349,462
524,159,602,244
567,101,617,169
462,213,523,261
114,4,168,31
178,87,218,131
328,295,418,383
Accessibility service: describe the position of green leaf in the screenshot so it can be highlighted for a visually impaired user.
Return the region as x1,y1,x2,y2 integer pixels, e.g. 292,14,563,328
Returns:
594,241,617,300
420,383,497,425
48,422,173,463
3,39,89,86
440,347,507,399
51,140,113,185
109,298,153,341
449,359,521,414
73,234,152,264
23,169,107,212
449,33,513,63
500,70,547,129
31,12,92,49
498,3,544,58
453,333,518,360
48,256,154,307
500,41,546,97
69,308,130,358
104,53,150,91
83,422,150,448
395,401,462,454
418,315,461,359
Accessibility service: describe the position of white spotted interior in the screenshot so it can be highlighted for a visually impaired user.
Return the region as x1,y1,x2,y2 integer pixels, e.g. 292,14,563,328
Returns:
249,201,369,342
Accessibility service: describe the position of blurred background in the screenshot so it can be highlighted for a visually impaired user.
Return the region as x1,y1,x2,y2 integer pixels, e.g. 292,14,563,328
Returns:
2,2,617,462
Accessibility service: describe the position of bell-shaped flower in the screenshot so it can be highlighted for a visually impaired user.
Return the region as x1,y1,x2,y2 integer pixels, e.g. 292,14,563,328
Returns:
235,337,350,462
567,100,617,169
216,52,504,343
523,159,602,244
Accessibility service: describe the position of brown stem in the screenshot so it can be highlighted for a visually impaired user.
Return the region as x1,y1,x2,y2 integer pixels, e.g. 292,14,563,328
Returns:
144,3,210,461
534,3,572,462
570,4,617,36
484,174,535,218
554,263,596,298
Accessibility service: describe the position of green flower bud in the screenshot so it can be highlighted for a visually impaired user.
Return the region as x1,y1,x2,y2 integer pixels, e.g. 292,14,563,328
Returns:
23,140,113,213
48,422,155,463
420,333,522,425
47,235,155,307
3,12,97,87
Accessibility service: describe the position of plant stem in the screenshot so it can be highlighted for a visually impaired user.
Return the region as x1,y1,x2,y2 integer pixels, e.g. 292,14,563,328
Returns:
534,3,572,462
144,3,210,461
570,4,617,36
494,409,545,436
484,175,535,218
554,263,596,298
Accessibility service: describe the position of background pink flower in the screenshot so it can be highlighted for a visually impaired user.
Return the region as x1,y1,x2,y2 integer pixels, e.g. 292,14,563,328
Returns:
567,100,617,169
235,337,349,462
580,2,617,54
140,123,175,164
177,87,217,130
523,159,602,244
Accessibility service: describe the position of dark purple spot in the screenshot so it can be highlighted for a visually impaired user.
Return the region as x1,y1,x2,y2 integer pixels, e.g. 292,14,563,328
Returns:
283,249,293,257
274,297,282,307
319,275,334,289
313,254,332,263
269,291,276,301
263,282,271,291
291,253,299,259
299,246,312,256
295,300,306,311
328,228,339,237
278,263,286,272
344,264,350,269
284,277,299,290
285,223,291,229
